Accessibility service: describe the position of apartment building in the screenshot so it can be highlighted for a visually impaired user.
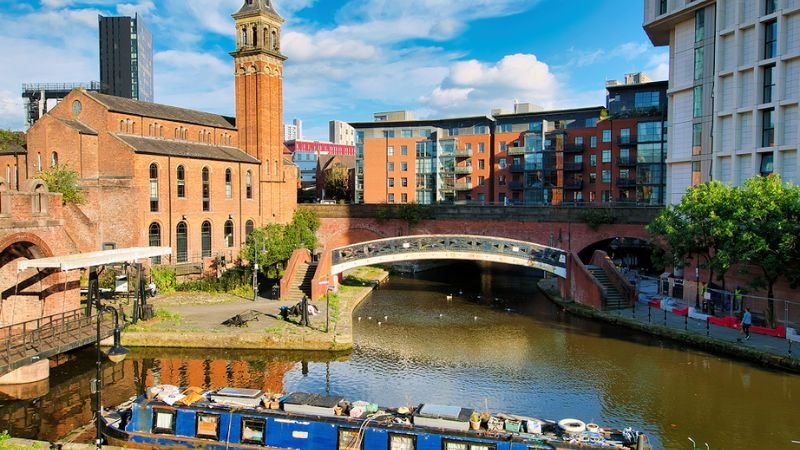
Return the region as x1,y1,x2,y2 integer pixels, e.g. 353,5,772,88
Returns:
644,0,800,203
351,75,667,206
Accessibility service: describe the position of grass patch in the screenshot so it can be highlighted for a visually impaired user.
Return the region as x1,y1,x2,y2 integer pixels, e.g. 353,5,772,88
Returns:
155,309,182,322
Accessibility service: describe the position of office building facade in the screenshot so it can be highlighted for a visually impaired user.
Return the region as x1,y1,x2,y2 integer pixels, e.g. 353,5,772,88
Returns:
99,13,154,102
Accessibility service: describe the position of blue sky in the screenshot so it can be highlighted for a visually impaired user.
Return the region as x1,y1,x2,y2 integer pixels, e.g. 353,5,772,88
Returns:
0,0,667,140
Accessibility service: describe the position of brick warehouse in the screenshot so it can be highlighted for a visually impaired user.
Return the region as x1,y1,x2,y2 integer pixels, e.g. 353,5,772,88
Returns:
7,0,297,268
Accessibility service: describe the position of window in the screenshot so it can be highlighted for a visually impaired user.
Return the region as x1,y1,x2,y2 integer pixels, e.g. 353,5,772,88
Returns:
201,221,212,258
245,170,252,199
51,151,58,167
602,169,611,183
574,136,584,146
602,149,611,163
241,418,265,445
177,166,185,198
590,136,597,148
474,125,488,134
762,108,775,147
401,129,412,138
575,154,584,164
602,190,611,202
176,222,188,263
37,153,42,171
498,175,506,185
766,0,776,14
694,47,704,81
478,176,485,186
152,409,176,434
529,121,542,131
225,168,233,199
693,86,703,118
465,143,472,152
400,193,408,203
763,64,775,103
401,177,408,187
388,178,395,187
585,117,599,128
401,145,408,156
383,130,395,138
499,141,507,152
388,162,395,171
202,167,210,211
339,428,361,450
442,439,495,450
224,220,234,248
634,91,660,109
478,143,485,153
764,20,777,59
498,123,512,133
149,223,161,264
449,128,459,137
498,158,507,169
149,163,159,212
589,172,597,184
196,413,220,440
619,128,631,145
760,152,774,175
387,193,395,203
389,433,416,450
659,0,667,15
590,154,597,167
620,168,630,180
692,123,702,155
602,130,612,143
694,9,705,42
401,162,408,172
387,146,394,156
478,160,485,170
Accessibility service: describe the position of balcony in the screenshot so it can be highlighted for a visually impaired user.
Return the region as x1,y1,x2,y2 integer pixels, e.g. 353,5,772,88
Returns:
617,157,636,167
439,185,455,193
617,136,637,146
563,144,585,153
508,181,524,190
563,162,583,172
455,166,473,175
454,148,473,158
564,181,583,190
455,182,473,191
616,178,637,187
507,146,525,155
509,164,524,173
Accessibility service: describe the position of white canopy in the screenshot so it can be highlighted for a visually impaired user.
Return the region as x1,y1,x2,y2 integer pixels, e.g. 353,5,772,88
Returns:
17,247,173,272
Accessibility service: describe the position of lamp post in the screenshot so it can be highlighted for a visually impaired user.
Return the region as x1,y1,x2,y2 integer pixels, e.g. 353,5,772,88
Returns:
93,294,128,449
695,266,700,309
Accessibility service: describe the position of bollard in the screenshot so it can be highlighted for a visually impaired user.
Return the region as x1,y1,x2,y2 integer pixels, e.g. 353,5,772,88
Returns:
664,309,667,326
706,317,710,336
632,297,636,319
685,314,688,331
790,340,793,356
648,305,651,323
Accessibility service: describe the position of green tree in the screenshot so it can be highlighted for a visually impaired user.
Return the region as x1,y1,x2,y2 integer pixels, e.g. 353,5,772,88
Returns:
323,162,350,201
38,165,85,205
737,176,800,325
241,209,320,278
0,129,25,149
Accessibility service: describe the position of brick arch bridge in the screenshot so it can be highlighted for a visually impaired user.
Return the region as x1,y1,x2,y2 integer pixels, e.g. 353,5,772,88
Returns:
303,204,660,300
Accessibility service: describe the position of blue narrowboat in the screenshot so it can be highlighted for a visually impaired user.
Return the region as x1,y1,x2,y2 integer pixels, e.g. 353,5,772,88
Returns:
101,385,652,450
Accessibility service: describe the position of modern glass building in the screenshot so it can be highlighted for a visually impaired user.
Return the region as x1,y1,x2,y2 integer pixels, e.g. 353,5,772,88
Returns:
99,13,154,102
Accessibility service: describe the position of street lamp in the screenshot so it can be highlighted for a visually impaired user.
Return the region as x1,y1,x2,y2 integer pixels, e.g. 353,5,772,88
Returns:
695,266,700,309
93,293,128,449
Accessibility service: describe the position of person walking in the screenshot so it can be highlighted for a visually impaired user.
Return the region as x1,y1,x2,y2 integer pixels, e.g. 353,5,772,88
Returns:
741,307,752,340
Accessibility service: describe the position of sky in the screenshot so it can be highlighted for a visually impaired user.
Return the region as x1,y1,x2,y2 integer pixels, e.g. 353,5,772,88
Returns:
0,0,668,141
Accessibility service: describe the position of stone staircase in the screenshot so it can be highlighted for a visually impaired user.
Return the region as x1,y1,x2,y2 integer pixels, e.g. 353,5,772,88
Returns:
285,262,317,301
587,265,628,310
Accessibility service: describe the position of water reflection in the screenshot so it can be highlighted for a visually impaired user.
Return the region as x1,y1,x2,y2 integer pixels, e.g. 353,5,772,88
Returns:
0,262,797,450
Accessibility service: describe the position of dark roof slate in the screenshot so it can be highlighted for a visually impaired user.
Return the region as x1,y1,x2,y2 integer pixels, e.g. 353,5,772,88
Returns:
233,0,279,18
0,143,26,155
85,91,236,130
57,118,98,135
115,135,260,164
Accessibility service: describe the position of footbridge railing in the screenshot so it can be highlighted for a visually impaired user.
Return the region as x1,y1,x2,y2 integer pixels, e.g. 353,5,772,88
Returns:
330,235,568,278
0,308,113,377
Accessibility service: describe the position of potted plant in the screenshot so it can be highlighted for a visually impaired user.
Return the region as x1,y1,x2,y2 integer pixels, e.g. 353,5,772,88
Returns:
469,411,481,430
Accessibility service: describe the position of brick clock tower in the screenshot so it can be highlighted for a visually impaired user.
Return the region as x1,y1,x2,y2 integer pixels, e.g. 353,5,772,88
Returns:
232,0,296,224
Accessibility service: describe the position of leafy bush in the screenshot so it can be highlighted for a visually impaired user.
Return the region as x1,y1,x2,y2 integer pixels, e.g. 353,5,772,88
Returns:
582,208,615,230
175,267,249,293
151,265,176,294
38,165,84,205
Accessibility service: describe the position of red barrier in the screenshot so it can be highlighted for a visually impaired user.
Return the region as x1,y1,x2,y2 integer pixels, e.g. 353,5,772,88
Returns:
648,298,661,308
672,307,689,316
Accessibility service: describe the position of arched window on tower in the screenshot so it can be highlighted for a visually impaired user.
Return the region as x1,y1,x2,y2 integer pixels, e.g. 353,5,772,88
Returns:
245,170,252,199
245,220,254,238
37,153,42,172
149,163,159,212
201,221,212,258
149,223,161,264
176,222,188,263
272,30,279,50
51,151,58,168
242,28,248,47
252,26,258,47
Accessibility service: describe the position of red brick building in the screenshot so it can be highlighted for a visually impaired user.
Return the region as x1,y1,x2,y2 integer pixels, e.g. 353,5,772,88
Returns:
18,0,297,265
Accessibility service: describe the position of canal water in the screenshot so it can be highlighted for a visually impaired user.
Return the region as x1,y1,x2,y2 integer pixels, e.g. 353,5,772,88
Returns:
0,262,797,449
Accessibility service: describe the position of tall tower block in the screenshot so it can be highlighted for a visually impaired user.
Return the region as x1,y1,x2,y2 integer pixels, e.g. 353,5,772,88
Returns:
231,0,294,223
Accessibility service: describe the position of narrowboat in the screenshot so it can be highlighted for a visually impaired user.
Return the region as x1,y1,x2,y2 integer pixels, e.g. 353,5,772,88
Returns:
100,385,652,450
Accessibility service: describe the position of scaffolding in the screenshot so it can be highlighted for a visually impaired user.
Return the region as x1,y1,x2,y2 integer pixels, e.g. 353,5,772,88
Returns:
21,81,101,127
